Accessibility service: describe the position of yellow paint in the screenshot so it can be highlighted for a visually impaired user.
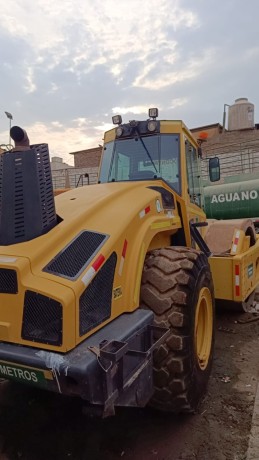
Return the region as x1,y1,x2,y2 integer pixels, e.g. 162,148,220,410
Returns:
147,231,174,251
134,243,146,304
151,221,171,229
43,370,54,380
209,236,259,302
194,287,213,370
233,244,259,302
209,257,233,300
113,286,122,300
0,322,10,341
103,128,116,143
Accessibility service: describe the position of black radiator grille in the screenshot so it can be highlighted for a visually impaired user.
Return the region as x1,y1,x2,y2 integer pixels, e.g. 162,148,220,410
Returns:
0,268,18,294
44,231,108,279
79,252,117,336
0,145,57,245
22,291,62,346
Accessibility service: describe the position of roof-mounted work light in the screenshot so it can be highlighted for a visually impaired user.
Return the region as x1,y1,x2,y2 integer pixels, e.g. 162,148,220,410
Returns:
148,108,158,119
116,126,123,137
147,120,157,132
112,115,122,125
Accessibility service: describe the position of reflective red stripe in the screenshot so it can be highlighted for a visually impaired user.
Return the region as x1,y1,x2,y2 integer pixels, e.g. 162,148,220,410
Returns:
92,254,105,271
122,239,128,258
235,265,240,297
145,206,151,214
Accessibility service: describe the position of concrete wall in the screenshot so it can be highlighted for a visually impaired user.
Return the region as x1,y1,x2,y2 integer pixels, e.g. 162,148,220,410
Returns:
51,167,99,189
51,156,73,170
51,146,103,189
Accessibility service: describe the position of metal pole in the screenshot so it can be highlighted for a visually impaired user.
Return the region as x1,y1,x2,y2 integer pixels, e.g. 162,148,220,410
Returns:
223,110,226,132
9,118,11,145
4,111,13,145
223,104,230,132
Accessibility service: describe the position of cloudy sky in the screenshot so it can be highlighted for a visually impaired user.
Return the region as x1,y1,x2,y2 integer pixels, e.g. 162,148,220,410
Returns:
0,0,258,165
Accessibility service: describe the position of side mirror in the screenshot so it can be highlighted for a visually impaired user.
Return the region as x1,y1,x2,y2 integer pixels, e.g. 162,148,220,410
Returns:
208,157,220,182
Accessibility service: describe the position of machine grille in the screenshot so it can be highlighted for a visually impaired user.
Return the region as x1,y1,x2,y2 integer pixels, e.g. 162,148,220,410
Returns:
44,231,108,279
22,291,62,346
0,145,57,245
79,252,117,336
0,268,18,294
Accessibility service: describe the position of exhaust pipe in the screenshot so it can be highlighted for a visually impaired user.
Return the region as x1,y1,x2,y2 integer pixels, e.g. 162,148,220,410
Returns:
10,126,30,151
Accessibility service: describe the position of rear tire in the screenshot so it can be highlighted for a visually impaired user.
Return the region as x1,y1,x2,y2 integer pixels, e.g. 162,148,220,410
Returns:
140,246,215,412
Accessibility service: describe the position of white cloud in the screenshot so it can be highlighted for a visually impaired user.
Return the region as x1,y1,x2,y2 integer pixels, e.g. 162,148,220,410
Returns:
245,47,259,59
1,15,28,38
1,0,259,159
51,121,63,128
0,0,199,82
25,67,37,93
95,122,114,133
112,106,148,115
133,49,215,89
170,98,188,109
48,83,59,94
28,121,102,164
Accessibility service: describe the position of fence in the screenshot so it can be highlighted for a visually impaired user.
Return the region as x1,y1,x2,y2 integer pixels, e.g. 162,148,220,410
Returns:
51,167,99,189
201,138,259,182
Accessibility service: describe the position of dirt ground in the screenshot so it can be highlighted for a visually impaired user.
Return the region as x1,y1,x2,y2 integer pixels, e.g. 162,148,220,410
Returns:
0,309,259,460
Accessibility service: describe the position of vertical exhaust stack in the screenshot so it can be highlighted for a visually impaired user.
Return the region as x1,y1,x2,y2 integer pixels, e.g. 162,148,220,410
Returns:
0,126,57,245
10,126,30,152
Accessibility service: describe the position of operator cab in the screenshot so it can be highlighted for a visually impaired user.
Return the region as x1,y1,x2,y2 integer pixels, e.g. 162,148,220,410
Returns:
99,108,181,195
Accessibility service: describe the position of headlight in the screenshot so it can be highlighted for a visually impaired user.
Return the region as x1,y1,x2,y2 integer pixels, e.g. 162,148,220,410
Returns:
147,120,157,132
116,126,123,137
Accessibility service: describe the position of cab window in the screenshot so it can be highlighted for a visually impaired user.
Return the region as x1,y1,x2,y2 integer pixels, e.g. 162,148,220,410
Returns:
185,139,202,207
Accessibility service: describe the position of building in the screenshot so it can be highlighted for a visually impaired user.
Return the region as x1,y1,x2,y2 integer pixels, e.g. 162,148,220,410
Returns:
191,123,223,143
50,146,102,189
193,98,259,184
70,146,102,169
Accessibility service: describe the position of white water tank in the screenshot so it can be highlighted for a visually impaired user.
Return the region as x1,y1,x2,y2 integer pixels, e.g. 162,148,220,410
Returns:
228,98,254,131
51,156,63,163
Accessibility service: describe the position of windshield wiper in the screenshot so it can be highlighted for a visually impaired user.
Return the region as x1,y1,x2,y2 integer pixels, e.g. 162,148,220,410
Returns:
135,128,158,174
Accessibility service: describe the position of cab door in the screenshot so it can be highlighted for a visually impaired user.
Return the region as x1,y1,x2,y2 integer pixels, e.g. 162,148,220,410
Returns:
185,138,205,223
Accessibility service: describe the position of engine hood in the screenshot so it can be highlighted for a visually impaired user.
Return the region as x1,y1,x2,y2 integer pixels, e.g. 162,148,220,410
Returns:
0,181,178,269
0,180,181,351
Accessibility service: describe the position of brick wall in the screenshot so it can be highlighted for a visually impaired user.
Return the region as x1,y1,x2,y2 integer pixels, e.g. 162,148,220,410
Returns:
191,125,223,142
201,129,259,183
202,129,259,157
71,146,102,168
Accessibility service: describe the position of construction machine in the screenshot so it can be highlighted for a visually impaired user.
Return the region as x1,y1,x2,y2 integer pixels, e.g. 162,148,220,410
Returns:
0,110,259,417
